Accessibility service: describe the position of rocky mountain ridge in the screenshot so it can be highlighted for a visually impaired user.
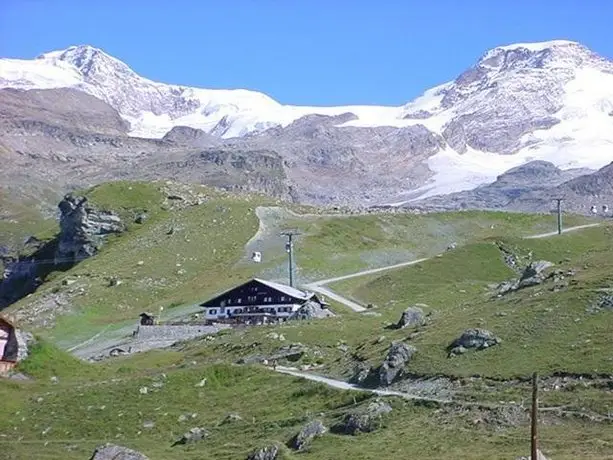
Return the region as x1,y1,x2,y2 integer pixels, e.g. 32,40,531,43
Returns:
1,40,612,210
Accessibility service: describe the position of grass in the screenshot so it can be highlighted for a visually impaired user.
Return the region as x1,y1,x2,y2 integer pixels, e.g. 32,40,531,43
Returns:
2,344,612,460
2,198,613,459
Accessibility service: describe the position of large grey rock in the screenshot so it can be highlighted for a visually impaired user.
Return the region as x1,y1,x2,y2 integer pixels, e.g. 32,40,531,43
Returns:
56,193,124,264
246,445,279,460
289,299,335,320
519,260,554,286
379,342,416,386
89,443,149,460
289,420,327,451
172,427,209,446
396,306,426,329
448,329,501,356
335,400,393,435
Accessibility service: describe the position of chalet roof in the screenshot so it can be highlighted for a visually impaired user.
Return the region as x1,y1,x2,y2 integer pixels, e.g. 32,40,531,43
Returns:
199,278,314,307
252,278,312,300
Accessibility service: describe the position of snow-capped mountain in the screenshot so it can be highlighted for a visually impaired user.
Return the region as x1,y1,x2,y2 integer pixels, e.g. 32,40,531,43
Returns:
1,40,613,202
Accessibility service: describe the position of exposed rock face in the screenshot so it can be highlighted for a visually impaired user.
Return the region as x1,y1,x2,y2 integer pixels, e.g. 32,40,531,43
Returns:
289,420,327,451
396,306,426,329
497,260,555,295
519,260,555,286
448,329,501,356
55,193,123,264
89,443,149,460
0,258,41,308
161,125,221,147
379,342,416,386
334,400,393,435
246,445,279,460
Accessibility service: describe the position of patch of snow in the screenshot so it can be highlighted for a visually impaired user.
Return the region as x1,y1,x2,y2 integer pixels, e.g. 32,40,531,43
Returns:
495,39,579,53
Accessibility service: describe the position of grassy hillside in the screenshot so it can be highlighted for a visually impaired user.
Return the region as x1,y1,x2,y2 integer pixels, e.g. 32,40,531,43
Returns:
5,181,593,351
1,343,611,460
1,183,612,459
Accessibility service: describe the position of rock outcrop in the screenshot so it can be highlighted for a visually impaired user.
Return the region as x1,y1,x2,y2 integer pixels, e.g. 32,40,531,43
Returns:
379,342,416,386
448,329,501,356
396,305,426,329
246,445,279,460
89,443,149,460
289,300,335,320
289,420,327,451
172,427,210,446
334,400,393,435
497,260,556,295
56,193,124,264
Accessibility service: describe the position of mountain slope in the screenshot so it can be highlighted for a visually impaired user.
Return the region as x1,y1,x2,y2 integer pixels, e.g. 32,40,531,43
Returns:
1,40,613,205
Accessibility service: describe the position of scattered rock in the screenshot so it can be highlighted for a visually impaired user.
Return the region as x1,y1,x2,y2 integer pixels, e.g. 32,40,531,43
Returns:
289,420,327,451
448,329,501,357
334,400,393,435
379,342,416,386
588,294,613,313
134,214,148,224
139,386,148,395
172,427,209,446
516,450,549,460
89,443,149,460
246,444,279,460
396,306,426,329
220,413,243,424
497,260,555,295
351,363,372,385
195,378,207,387
142,420,155,429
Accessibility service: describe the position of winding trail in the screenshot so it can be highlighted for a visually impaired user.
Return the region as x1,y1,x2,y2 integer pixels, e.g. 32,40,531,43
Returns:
304,223,602,313
274,365,453,404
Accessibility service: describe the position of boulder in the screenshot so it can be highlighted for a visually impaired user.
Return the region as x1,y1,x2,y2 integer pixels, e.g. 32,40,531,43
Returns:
172,427,209,446
335,400,393,435
448,329,501,356
246,444,279,460
89,443,149,460
55,194,124,264
289,300,335,320
517,260,554,288
379,342,416,386
289,419,327,451
516,450,549,460
396,306,426,329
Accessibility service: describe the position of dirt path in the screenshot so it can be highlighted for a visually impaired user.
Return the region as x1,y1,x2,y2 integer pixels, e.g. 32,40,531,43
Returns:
274,365,453,404
303,223,602,313
523,222,601,239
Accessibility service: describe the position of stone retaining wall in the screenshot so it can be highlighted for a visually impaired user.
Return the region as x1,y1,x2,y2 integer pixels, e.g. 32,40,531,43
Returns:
134,324,228,342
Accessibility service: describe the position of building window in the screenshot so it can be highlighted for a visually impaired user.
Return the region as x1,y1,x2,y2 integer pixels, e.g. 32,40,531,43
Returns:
280,296,286,302
210,309,217,315
248,296,256,302
236,298,242,304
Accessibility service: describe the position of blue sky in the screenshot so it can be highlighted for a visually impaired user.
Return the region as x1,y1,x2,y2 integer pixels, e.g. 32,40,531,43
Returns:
1,0,611,106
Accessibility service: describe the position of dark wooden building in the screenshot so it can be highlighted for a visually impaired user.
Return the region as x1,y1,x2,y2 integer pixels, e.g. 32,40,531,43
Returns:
199,278,329,325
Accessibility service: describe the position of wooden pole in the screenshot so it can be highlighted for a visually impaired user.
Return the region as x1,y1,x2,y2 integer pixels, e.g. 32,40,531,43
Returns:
531,371,539,460
555,199,563,235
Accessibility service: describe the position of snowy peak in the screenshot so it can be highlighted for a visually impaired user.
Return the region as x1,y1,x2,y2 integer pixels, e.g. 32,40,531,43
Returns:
38,45,134,80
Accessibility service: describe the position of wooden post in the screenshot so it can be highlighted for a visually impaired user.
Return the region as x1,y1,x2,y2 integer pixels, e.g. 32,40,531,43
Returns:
555,199,563,235
531,372,539,460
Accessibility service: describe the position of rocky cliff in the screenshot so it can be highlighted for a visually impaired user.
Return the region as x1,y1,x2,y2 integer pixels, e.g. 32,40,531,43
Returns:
0,194,124,309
